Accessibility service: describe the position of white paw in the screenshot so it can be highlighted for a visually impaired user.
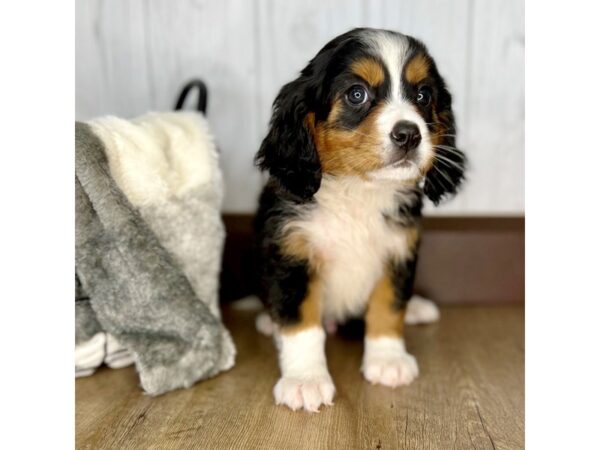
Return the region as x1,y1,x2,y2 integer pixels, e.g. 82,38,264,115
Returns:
362,337,419,387
362,353,419,387
405,295,440,325
255,311,276,336
273,375,335,412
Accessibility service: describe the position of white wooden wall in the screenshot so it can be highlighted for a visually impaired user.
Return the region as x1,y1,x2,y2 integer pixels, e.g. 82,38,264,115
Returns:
76,0,524,215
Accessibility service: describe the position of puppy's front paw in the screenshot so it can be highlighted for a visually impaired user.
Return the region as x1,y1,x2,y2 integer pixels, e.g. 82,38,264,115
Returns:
362,353,419,387
273,375,335,412
362,337,419,387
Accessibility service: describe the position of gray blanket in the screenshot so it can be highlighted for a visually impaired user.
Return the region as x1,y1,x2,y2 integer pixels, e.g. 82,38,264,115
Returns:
75,112,235,395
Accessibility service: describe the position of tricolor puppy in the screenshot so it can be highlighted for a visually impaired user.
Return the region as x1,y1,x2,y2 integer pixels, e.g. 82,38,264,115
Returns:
254,28,466,412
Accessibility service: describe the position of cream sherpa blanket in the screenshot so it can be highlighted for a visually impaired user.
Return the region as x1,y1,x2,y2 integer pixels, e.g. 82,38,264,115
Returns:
75,111,235,395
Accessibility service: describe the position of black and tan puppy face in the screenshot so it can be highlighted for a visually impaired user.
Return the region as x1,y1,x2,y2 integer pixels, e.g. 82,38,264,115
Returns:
256,28,465,203
311,31,458,182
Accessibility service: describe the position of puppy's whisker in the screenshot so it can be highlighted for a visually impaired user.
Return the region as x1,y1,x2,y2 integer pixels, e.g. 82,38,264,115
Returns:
433,153,464,166
433,144,461,152
433,155,464,171
433,145,464,158
435,154,464,164
430,164,456,188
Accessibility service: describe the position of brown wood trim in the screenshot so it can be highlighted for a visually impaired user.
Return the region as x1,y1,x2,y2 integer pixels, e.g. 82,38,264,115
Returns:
222,214,255,233
422,216,524,232
414,216,524,304
219,215,524,305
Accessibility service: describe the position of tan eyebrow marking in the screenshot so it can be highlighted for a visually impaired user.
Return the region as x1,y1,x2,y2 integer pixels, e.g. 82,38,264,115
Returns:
405,53,430,84
350,57,385,87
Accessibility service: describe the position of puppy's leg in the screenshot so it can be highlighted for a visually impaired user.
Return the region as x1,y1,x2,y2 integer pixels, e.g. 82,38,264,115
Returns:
361,266,419,387
273,277,335,412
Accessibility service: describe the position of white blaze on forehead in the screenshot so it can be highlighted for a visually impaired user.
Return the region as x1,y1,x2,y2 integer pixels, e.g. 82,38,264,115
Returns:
360,30,434,179
361,30,410,99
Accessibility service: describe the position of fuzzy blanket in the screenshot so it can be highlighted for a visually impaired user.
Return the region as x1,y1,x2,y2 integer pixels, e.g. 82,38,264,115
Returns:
75,112,235,395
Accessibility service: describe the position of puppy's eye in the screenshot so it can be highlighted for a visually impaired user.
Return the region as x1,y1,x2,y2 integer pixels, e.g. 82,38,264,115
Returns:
416,86,432,106
346,85,368,106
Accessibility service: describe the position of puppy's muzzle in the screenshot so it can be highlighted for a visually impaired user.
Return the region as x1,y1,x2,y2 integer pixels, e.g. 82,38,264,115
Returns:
390,121,421,158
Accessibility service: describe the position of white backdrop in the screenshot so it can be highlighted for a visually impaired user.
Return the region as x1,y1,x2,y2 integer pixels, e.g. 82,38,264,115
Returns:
76,0,524,215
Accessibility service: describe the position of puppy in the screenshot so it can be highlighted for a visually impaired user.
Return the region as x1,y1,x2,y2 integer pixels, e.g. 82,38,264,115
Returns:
254,28,466,412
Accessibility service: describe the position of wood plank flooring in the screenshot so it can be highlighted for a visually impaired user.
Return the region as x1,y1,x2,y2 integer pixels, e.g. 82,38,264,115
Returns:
76,304,524,449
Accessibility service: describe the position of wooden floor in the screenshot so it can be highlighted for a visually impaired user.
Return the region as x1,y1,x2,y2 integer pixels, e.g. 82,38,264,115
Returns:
76,304,524,449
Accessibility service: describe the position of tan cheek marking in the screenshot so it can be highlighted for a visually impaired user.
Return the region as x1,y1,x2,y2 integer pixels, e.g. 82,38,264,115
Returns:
405,53,448,174
305,112,317,134
365,273,405,339
420,111,440,174
405,53,430,85
313,101,386,176
350,58,385,87
406,227,421,253
430,109,447,146
422,109,451,173
279,276,323,335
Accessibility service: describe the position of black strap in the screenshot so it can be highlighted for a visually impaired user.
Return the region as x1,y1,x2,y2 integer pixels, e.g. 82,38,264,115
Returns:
174,79,208,114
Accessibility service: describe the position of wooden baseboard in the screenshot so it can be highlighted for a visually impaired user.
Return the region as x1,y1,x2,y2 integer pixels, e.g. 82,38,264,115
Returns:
219,215,524,304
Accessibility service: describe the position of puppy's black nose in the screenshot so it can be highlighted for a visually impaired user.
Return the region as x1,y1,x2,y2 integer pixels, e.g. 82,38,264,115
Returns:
390,121,421,153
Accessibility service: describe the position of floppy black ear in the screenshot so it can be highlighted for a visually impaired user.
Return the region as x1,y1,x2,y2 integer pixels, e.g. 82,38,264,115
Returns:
255,78,321,201
423,88,467,205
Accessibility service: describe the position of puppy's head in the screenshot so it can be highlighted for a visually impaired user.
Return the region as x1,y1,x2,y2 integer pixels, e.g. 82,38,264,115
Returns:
256,28,466,203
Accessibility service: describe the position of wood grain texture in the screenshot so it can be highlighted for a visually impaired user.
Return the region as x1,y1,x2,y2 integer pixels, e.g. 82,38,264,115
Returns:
76,304,524,449
75,0,524,215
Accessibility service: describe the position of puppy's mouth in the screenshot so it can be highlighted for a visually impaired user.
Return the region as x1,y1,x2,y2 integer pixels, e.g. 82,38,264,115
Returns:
387,153,418,169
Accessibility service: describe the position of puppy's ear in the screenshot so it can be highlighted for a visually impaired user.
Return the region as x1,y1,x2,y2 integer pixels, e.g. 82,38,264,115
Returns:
424,87,467,205
255,29,364,200
255,78,321,201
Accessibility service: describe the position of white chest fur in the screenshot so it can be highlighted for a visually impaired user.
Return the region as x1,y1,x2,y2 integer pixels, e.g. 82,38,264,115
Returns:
288,176,417,321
